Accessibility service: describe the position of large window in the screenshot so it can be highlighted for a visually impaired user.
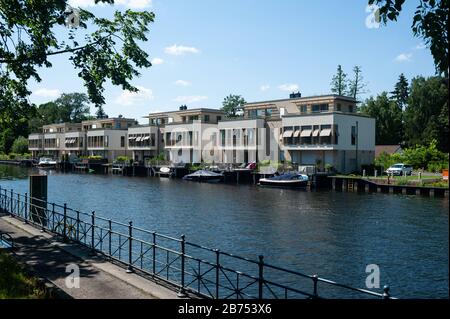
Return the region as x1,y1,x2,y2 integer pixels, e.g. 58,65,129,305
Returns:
121,136,125,148
351,126,357,145
312,104,329,113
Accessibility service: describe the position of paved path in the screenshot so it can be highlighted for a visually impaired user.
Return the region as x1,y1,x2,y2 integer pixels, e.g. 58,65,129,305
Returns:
0,215,180,299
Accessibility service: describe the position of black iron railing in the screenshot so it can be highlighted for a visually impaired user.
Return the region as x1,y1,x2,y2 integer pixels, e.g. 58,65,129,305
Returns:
0,185,394,299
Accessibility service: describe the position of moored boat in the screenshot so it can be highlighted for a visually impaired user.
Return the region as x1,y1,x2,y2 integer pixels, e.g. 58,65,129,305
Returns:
37,157,57,168
259,173,309,188
183,170,224,183
157,166,173,178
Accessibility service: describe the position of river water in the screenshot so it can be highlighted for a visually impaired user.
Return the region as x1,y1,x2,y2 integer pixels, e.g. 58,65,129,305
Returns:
0,165,448,298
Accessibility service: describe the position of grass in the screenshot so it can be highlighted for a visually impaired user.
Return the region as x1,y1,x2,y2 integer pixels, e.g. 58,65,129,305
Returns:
0,250,47,299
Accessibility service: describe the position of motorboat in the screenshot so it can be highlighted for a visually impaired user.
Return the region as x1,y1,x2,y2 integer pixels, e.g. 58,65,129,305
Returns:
37,157,58,168
233,162,257,172
157,166,173,178
259,173,309,188
183,170,224,183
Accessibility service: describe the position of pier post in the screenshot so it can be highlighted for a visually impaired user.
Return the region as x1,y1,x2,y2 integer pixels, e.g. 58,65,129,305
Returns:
29,175,48,227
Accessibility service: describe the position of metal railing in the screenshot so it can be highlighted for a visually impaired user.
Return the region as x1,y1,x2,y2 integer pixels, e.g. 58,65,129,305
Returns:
0,185,394,299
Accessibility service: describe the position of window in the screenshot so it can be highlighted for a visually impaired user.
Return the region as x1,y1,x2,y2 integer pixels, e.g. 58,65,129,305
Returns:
337,104,342,112
217,116,222,122
312,105,320,113
121,136,125,147
220,130,226,147
104,136,109,147
266,108,273,117
301,105,308,113
349,105,354,113
312,104,329,113
182,116,186,123
115,122,121,129
204,115,210,123
351,126,357,145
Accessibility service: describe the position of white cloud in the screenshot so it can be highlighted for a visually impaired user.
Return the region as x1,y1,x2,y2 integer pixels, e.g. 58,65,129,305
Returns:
165,44,200,56
33,88,61,98
415,43,426,50
69,0,152,9
151,57,164,65
115,86,154,107
260,84,270,92
173,96,208,104
174,80,191,87
278,83,299,92
395,53,413,62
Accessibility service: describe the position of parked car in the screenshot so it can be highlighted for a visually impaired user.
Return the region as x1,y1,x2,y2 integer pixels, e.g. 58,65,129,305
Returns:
385,163,413,176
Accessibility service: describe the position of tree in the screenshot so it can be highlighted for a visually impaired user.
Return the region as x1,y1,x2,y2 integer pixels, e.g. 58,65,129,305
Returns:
368,0,449,76
404,76,448,152
360,92,403,145
330,65,348,96
0,0,155,114
221,95,246,118
54,93,91,123
390,74,409,111
11,136,29,154
348,66,367,100
96,106,108,119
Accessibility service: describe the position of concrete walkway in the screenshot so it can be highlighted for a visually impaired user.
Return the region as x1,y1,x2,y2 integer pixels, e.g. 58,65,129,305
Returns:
0,215,180,299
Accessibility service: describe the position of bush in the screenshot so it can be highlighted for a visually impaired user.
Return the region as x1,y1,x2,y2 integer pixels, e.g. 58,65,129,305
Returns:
11,136,29,155
375,140,449,172
115,156,131,163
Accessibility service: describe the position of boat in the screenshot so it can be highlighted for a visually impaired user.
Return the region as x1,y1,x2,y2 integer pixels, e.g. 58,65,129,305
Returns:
183,170,224,183
157,166,173,178
259,173,309,188
37,157,58,168
233,162,257,172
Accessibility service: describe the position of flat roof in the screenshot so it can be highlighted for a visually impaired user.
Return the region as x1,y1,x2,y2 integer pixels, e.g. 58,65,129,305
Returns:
245,94,358,106
145,108,224,117
282,111,373,119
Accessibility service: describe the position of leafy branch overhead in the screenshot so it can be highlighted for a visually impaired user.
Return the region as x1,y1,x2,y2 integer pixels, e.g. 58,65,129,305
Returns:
368,0,449,76
0,0,155,107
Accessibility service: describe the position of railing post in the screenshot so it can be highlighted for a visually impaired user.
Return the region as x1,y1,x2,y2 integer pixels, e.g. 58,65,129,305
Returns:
215,249,220,299
63,203,67,240
177,234,187,297
10,189,13,216
312,274,319,298
258,255,264,300
152,232,156,275
382,285,391,299
17,193,20,217
51,203,55,232
108,219,112,258
76,211,80,242
91,211,95,251
126,221,133,273
24,193,28,224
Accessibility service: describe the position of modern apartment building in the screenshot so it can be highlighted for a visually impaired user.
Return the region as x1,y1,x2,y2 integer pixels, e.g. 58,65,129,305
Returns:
28,93,375,173
28,117,137,162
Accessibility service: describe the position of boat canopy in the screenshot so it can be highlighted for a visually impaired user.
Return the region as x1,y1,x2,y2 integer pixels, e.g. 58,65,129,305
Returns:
186,170,223,177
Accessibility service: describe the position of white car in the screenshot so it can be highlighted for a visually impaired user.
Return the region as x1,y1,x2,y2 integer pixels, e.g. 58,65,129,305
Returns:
386,163,413,176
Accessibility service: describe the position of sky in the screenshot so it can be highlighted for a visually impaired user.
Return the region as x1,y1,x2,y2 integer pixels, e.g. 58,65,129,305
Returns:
28,0,437,123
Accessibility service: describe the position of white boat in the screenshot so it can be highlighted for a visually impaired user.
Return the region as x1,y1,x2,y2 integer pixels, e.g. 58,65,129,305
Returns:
157,166,172,178
37,157,57,168
259,173,309,188
183,170,224,183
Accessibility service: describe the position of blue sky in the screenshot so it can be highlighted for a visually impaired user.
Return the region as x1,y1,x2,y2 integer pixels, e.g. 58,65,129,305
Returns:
29,0,436,123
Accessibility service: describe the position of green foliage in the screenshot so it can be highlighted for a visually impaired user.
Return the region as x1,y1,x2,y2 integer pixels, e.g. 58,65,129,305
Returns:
0,251,47,299
115,156,131,163
375,140,449,171
11,136,29,155
331,65,348,96
221,95,246,118
368,0,449,76
360,92,403,145
404,76,449,152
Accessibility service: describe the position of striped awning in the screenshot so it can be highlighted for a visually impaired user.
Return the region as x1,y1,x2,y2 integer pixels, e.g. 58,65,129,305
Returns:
320,129,332,137
300,130,312,137
128,136,136,140
136,137,142,142
142,136,150,141
312,129,320,137
283,130,294,138
293,130,301,138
